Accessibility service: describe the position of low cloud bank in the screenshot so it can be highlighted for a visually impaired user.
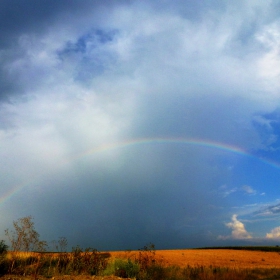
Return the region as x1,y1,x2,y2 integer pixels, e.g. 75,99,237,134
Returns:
266,227,280,239
219,215,280,242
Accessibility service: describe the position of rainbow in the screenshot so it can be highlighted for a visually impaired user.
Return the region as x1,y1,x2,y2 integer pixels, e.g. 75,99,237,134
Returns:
73,137,280,169
1,137,280,206
74,137,244,159
0,182,28,206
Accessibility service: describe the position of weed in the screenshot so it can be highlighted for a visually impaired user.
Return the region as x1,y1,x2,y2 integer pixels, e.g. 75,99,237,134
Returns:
136,242,156,271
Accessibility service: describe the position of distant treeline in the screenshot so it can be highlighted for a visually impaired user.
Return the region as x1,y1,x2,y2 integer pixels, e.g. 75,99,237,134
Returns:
197,246,280,252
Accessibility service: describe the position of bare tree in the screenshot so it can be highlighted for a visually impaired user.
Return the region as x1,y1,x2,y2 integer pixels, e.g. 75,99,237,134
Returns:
5,216,47,252
58,236,68,252
5,216,48,273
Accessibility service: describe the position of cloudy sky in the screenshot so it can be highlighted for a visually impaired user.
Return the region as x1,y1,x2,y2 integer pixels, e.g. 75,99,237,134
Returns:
1,0,280,251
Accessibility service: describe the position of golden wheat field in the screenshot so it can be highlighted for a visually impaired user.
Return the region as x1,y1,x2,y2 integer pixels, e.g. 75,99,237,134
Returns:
8,249,280,268
109,249,280,268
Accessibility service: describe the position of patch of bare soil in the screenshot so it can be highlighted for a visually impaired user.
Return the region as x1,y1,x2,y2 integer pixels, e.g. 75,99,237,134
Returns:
0,276,133,280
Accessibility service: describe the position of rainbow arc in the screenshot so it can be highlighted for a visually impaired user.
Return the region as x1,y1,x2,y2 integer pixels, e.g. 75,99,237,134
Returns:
1,137,279,206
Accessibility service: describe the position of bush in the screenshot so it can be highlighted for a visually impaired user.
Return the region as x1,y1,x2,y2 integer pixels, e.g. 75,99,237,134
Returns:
103,258,140,278
65,246,109,275
114,258,140,278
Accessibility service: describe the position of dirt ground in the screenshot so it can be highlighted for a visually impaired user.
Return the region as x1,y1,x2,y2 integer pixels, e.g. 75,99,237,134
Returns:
0,276,133,280
109,249,280,268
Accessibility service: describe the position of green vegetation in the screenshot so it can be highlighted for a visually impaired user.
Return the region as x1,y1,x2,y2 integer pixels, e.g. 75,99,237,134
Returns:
2,216,280,279
103,258,140,278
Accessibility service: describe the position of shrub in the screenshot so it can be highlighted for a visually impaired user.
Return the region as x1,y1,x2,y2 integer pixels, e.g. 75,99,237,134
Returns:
103,258,140,278
114,258,140,278
64,246,109,276
136,243,156,271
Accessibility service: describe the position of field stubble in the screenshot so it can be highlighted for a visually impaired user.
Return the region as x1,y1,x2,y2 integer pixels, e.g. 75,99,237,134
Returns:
109,249,280,269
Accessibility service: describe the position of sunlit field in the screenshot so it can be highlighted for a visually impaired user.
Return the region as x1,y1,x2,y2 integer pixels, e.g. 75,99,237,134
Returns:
7,247,280,269
3,247,280,279
110,248,280,268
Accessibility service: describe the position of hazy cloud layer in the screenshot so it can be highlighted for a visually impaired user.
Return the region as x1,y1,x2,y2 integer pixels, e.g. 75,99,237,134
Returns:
255,203,280,216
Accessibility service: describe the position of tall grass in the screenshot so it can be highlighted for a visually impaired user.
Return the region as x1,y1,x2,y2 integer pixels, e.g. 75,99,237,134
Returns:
1,247,110,277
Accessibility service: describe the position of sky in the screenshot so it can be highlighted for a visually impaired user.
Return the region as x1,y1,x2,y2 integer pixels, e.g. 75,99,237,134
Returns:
1,0,280,251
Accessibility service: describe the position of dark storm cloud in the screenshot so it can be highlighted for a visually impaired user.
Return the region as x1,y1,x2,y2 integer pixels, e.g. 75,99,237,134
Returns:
0,0,127,45
0,0,274,102
0,0,73,101
0,0,128,102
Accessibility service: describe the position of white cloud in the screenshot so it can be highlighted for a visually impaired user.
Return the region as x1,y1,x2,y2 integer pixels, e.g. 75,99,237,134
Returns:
255,203,280,216
223,188,238,197
220,214,252,240
221,185,257,197
266,227,280,239
241,185,257,195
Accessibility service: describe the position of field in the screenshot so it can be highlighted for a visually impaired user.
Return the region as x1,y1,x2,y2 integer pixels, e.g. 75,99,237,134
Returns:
110,248,280,268
3,248,280,279
5,217,280,279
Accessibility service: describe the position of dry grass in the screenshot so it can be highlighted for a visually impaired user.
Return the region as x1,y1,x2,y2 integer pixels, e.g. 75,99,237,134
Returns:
6,251,40,259
109,249,280,268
